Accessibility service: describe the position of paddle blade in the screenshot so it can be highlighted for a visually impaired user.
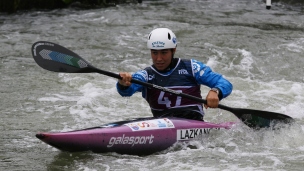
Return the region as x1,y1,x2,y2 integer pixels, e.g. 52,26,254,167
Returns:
233,108,295,128
31,41,93,73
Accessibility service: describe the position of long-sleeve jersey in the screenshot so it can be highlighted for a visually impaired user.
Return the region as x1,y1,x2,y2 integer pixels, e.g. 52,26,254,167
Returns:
116,58,233,117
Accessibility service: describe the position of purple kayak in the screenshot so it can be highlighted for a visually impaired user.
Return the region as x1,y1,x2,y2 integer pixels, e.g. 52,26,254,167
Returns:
36,117,235,155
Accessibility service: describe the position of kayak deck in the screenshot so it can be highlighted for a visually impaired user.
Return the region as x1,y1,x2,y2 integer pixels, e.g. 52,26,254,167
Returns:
36,117,235,155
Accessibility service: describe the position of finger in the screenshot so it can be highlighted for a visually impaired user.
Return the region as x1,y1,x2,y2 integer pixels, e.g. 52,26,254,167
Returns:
118,72,130,86
204,104,208,109
209,100,219,108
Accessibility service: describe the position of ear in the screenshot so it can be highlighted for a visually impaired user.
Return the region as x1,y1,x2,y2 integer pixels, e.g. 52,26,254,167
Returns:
172,48,176,54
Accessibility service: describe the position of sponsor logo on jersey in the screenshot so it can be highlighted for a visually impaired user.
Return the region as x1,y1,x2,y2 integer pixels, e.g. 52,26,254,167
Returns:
107,134,154,147
148,74,155,80
135,70,148,80
192,62,201,73
178,69,189,75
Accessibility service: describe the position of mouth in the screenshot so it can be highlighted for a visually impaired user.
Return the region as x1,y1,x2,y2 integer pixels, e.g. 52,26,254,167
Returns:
154,63,165,69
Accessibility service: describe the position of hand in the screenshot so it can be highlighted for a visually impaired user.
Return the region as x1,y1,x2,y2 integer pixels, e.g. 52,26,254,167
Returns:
204,90,219,109
118,72,132,86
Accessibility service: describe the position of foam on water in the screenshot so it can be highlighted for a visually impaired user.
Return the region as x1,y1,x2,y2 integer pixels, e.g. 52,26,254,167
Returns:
279,38,304,53
51,72,150,129
1,0,304,170
226,78,304,120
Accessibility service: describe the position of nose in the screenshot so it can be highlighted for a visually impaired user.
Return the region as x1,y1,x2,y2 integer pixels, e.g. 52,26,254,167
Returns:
155,52,162,61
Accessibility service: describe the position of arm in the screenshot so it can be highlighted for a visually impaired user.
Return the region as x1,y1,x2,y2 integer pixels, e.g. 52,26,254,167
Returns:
116,70,147,97
191,59,233,99
191,59,233,108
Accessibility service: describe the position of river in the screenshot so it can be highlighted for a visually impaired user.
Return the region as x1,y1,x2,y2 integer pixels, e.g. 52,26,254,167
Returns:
1,0,304,170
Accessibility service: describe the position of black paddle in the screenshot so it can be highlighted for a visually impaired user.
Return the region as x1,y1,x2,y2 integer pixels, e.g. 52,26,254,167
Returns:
31,41,295,129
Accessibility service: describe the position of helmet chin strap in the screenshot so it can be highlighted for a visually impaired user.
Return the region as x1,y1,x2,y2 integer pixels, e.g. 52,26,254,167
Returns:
168,52,175,69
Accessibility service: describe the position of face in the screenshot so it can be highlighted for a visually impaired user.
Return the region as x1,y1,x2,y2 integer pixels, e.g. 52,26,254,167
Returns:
151,48,176,71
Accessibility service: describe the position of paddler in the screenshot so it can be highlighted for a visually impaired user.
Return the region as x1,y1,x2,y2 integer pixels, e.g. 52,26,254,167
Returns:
116,28,233,121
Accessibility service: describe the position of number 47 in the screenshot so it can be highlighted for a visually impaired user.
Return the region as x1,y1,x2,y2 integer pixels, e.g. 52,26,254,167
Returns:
157,90,182,108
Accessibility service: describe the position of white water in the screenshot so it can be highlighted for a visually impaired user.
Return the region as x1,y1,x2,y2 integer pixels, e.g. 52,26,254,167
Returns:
1,0,304,170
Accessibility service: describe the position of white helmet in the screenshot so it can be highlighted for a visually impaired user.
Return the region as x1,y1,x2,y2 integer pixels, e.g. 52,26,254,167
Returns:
147,28,177,50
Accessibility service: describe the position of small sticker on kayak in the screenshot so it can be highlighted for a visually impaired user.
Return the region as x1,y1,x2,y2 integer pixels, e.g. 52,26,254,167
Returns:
124,118,175,131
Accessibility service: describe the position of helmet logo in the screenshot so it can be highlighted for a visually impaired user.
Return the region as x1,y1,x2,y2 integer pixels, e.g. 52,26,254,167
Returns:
151,41,165,48
172,37,177,44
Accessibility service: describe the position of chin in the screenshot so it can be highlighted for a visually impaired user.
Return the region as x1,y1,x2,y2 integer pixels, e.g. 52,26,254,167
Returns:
156,67,165,71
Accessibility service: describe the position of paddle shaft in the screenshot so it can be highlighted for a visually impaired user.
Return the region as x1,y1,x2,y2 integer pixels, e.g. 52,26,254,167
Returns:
31,41,294,128
91,66,208,104
93,67,237,115
91,66,252,115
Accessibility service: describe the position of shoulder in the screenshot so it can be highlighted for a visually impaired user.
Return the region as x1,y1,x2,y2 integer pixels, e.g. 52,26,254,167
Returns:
190,59,206,66
189,59,207,74
133,69,148,81
178,58,193,67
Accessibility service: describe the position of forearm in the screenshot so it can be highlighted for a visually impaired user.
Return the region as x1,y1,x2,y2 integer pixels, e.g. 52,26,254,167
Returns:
116,82,137,96
116,70,147,97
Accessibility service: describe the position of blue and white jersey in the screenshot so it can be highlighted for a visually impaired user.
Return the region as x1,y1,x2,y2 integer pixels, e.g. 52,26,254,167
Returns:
116,58,233,116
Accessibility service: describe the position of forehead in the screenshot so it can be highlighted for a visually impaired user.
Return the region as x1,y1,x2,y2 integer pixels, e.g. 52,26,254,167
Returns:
151,49,170,52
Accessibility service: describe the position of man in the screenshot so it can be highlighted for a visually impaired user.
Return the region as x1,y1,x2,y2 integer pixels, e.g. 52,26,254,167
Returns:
116,28,232,121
